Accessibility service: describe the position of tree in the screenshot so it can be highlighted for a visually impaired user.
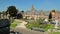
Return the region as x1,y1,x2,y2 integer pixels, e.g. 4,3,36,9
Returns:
21,10,24,13
52,10,55,12
6,6,18,17
48,12,52,22
0,12,1,18
21,10,24,15
17,13,23,19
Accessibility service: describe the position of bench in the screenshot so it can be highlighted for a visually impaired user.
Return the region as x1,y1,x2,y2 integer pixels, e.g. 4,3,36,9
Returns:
31,27,45,32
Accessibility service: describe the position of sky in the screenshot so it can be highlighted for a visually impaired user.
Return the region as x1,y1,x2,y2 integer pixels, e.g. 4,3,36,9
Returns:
0,0,60,12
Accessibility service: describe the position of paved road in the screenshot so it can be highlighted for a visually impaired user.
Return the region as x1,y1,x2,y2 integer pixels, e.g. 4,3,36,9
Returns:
14,27,44,34
16,21,27,28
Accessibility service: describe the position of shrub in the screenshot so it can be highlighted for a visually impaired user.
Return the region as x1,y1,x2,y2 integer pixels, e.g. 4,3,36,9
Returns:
26,21,33,29
37,18,44,25
26,18,44,29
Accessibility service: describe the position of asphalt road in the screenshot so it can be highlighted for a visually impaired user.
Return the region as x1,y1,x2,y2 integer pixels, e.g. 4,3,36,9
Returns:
13,27,44,34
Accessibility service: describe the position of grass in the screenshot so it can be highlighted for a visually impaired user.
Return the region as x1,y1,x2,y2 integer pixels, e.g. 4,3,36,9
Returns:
49,32,60,34
26,18,43,29
10,19,24,28
10,23,17,28
26,21,33,29
26,21,55,31
26,18,55,31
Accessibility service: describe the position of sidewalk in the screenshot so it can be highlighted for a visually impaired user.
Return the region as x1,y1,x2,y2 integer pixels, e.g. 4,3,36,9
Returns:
16,21,27,29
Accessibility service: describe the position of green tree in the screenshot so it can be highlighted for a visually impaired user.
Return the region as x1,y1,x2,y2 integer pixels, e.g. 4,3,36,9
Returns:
52,10,55,12
7,6,18,17
17,13,23,19
0,12,1,18
48,12,52,22
21,11,24,13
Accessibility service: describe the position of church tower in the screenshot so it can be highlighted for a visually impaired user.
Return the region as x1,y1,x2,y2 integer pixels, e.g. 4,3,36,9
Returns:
31,5,35,16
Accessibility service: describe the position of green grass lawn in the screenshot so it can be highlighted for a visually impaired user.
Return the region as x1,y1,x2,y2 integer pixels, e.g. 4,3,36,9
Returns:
10,23,17,28
10,20,24,28
26,18,55,31
26,22,55,31
49,32,60,34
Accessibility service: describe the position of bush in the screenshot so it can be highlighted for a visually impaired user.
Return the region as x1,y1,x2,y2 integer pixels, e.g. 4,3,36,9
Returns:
26,18,44,29
26,18,55,31
37,18,44,25
26,21,33,29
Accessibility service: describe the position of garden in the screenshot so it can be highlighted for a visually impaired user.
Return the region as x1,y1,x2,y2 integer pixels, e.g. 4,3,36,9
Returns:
26,18,60,34
10,19,23,28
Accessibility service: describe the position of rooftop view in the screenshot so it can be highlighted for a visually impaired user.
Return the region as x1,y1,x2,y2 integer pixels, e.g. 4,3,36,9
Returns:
0,0,60,34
